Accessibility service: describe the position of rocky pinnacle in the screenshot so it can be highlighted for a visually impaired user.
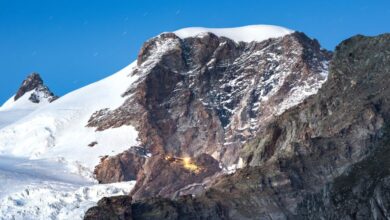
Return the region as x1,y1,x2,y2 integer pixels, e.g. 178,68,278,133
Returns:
14,72,57,103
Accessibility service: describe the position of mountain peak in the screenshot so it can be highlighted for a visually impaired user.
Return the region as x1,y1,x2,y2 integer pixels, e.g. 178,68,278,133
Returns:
14,72,44,101
14,72,57,103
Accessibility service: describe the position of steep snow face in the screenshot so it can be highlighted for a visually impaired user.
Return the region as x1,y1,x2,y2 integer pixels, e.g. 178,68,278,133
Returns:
174,25,294,42
0,62,140,178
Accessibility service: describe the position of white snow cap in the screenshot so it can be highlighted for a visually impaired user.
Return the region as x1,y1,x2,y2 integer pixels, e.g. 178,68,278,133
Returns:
174,25,294,43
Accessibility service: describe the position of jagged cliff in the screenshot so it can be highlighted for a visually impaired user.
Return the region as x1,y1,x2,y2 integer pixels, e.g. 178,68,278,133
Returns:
87,29,331,200
85,34,390,219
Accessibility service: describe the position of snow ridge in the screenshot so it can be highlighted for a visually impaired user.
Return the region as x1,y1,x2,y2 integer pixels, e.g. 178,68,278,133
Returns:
174,25,294,42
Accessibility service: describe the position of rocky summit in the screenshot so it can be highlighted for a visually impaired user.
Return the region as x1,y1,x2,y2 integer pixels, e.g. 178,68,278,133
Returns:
84,32,390,219
14,72,57,103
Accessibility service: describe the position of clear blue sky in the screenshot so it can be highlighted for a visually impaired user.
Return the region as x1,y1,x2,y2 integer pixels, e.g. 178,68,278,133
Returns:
1,0,389,104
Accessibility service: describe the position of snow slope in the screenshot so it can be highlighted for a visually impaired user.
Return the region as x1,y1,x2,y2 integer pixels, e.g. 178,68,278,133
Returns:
174,25,294,42
0,63,140,219
0,62,140,178
0,91,51,129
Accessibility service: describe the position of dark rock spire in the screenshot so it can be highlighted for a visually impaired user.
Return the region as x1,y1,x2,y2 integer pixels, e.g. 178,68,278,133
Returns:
14,72,57,103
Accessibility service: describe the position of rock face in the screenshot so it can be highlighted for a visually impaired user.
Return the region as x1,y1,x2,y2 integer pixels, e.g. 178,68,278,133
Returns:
94,147,147,184
131,153,221,200
84,196,133,220
14,73,57,103
87,31,331,198
85,34,390,219
84,195,226,220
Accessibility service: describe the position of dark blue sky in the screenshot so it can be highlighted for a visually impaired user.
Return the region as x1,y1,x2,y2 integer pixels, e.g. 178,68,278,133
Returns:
1,0,389,104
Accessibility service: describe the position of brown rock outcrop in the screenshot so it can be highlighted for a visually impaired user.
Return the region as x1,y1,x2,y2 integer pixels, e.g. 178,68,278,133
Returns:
94,148,147,184
131,153,221,200
88,32,331,198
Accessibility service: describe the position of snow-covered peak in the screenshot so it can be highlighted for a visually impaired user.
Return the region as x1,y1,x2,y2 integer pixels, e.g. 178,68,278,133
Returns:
173,25,294,43
0,73,58,129
15,73,44,100
14,72,57,102
1,73,57,111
